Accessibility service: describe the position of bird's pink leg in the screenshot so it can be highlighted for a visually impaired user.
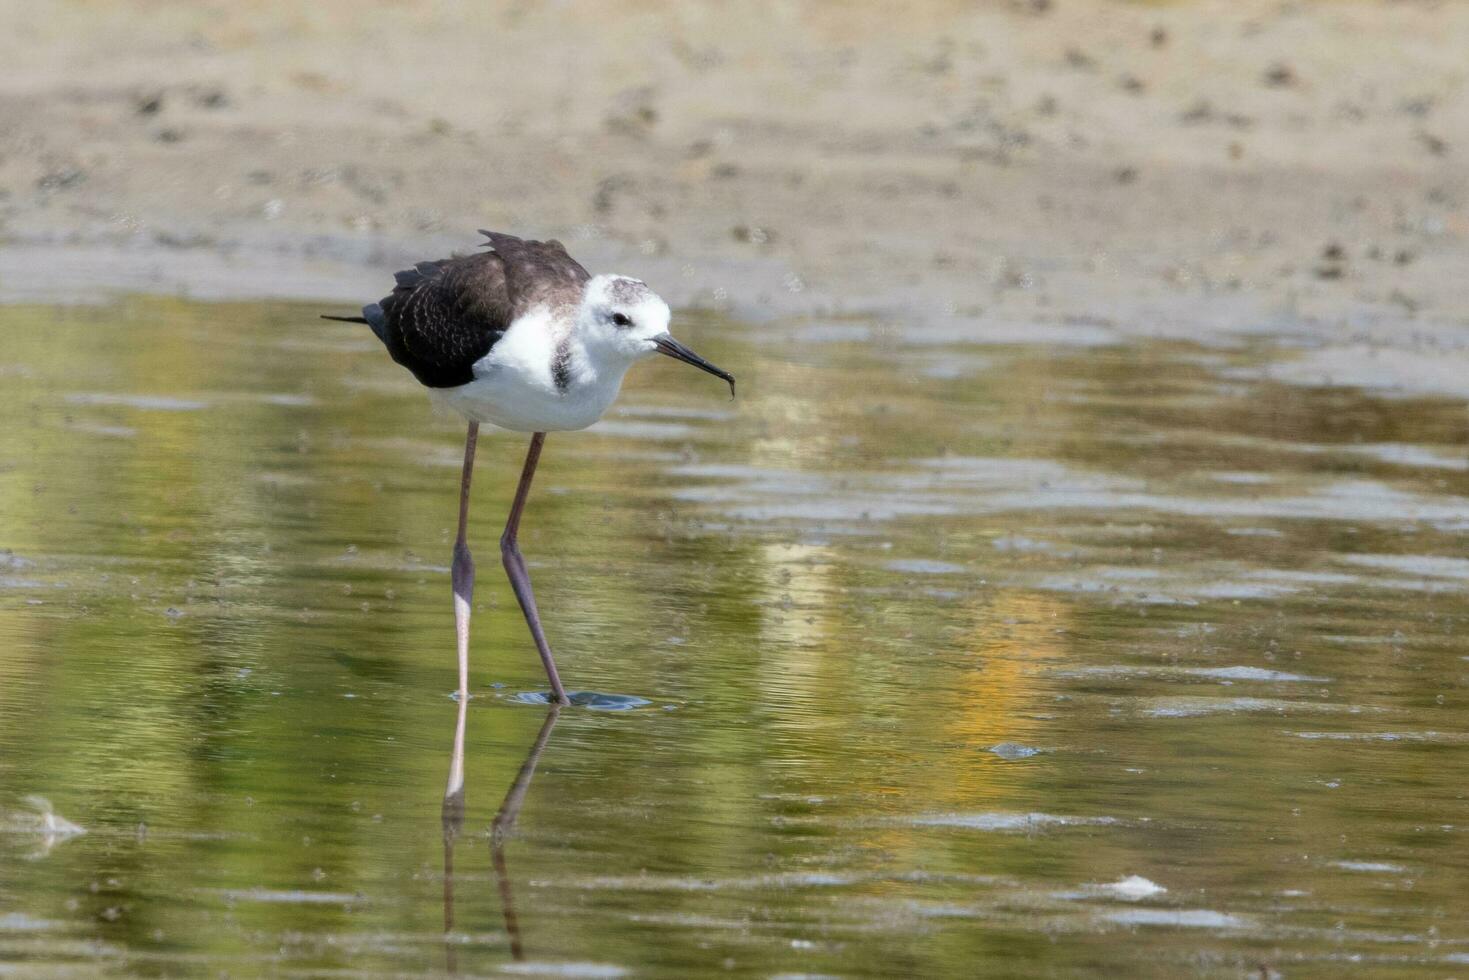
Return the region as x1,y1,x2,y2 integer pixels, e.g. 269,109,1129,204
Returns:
450,422,479,709
501,432,570,705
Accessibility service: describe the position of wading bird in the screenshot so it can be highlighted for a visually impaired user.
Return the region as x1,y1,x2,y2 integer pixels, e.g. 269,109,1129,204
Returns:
325,231,734,705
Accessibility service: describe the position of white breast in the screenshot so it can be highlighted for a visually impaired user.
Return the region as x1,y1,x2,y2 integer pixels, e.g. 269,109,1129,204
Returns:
428,308,627,433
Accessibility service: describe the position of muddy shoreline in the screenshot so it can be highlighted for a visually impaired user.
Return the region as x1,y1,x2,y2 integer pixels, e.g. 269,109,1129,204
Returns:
3,1,1468,391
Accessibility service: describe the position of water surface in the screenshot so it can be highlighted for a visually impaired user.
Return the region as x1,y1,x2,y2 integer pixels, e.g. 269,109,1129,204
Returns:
1,297,1467,976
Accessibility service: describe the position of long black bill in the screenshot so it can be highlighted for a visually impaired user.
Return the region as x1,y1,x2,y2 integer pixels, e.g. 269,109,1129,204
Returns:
652,333,736,398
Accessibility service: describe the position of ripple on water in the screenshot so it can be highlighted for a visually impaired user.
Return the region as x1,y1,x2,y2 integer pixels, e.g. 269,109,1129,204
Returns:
64,392,211,411
63,421,138,438
990,535,1061,553
1331,861,1406,873
988,742,1044,760
1140,697,1355,718
1340,553,1469,581
1345,442,1469,471
208,888,363,904
509,691,654,711
615,404,735,422
1191,666,1327,682
1292,731,1469,743
0,913,60,931
668,458,1469,531
885,559,966,574
907,812,1120,832
556,871,858,893
8,303,1469,976
500,962,629,978
1056,665,1327,683
587,419,698,440
1101,908,1249,930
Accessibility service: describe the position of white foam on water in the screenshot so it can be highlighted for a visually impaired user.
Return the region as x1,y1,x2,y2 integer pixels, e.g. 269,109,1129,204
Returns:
2,797,86,858
1089,875,1167,901
1057,876,1171,902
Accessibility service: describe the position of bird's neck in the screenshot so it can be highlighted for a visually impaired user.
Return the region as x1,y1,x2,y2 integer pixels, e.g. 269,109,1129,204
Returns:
556,336,631,399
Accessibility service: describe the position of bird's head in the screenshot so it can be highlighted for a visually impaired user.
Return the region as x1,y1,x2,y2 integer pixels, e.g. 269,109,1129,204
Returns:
577,274,735,395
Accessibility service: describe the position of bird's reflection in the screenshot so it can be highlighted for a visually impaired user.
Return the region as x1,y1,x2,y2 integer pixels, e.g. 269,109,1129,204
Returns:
441,692,468,974
441,696,560,972
489,706,559,960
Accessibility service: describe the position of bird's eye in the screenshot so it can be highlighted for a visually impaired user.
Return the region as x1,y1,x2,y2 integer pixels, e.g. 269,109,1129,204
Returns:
611,312,632,327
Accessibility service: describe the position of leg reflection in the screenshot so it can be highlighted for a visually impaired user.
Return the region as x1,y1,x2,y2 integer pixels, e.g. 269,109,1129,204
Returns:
441,701,561,971
491,706,560,961
441,687,468,974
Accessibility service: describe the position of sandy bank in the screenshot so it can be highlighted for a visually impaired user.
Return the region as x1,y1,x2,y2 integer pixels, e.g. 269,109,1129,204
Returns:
2,1,1467,391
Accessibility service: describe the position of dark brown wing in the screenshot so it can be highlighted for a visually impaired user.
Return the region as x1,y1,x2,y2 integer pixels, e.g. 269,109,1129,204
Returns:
359,232,590,389
477,230,591,317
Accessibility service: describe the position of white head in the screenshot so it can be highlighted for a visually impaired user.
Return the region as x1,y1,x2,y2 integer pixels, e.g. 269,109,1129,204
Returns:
576,274,672,360
575,274,735,394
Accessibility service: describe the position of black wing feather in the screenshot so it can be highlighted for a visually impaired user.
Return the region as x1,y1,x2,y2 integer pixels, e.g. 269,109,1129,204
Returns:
323,232,591,390
372,253,510,387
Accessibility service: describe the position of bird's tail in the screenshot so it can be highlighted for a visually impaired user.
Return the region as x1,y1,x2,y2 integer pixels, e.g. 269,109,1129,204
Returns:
322,303,390,345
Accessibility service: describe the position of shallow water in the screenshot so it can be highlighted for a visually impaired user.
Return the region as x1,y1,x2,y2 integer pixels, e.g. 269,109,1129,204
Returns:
0,297,1466,976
